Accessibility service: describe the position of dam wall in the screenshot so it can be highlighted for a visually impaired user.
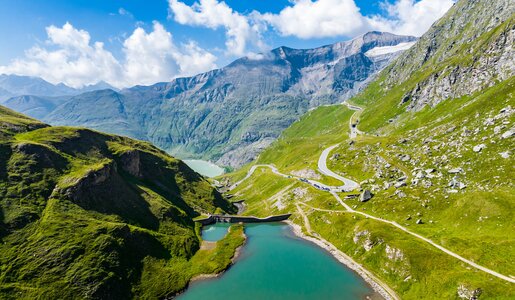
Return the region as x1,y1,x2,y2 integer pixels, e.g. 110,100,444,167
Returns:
196,214,291,225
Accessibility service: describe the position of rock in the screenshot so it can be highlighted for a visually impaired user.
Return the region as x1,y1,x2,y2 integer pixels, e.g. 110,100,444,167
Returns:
400,154,411,162
472,144,486,152
422,180,432,188
448,177,466,189
394,181,407,188
425,168,435,174
494,126,501,134
448,167,463,174
385,244,404,261
395,190,406,198
501,129,514,139
359,190,373,202
483,118,494,126
363,239,375,251
457,284,482,300
416,219,423,224
415,171,425,179
406,215,412,220
499,151,510,159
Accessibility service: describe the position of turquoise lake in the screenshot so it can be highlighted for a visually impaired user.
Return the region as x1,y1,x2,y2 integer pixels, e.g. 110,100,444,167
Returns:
178,223,376,300
183,159,225,177
201,223,231,241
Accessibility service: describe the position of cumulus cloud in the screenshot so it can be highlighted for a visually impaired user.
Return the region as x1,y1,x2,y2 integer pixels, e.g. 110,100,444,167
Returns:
0,22,217,88
169,0,265,56
260,0,454,39
371,0,455,36
261,0,366,39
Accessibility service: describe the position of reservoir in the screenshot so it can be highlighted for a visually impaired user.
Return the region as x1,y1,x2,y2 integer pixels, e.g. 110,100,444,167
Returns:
184,159,225,177
179,223,377,300
201,223,230,242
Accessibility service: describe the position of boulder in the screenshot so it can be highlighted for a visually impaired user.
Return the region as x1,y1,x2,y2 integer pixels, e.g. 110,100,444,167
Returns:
499,151,510,159
501,129,514,139
394,181,407,188
448,167,463,174
472,144,486,152
359,190,373,202
416,219,423,224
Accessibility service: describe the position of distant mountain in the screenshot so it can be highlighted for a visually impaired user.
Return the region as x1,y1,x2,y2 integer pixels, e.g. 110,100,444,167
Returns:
1,95,70,120
0,74,76,98
45,32,417,167
0,75,118,119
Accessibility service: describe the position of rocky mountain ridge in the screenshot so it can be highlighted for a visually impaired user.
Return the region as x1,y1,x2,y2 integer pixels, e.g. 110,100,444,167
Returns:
41,32,416,168
383,0,514,111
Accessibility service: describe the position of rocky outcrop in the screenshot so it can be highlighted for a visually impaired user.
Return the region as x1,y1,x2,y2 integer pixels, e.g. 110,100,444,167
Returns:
386,0,515,111
457,284,482,300
119,150,142,178
360,190,373,202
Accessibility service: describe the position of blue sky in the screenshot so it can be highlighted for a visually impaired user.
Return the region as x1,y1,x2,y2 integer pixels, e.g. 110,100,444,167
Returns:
0,0,454,88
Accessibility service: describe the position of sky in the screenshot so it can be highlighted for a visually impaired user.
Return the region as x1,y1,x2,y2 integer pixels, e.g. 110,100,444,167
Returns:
0,0,455,88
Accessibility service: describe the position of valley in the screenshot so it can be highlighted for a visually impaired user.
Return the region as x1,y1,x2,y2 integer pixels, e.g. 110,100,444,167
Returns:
218,1,515,298
0,0,513,299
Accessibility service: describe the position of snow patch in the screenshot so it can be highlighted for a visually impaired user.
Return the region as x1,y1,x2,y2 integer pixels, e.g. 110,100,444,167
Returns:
365,42,416,57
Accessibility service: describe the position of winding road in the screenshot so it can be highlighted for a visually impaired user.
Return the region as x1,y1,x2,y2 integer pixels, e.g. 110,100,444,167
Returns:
229,102,515,284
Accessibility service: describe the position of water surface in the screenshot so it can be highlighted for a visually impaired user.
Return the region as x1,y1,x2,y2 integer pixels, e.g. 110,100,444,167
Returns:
184,159,224,177
202,223,230,242
179,223,375,300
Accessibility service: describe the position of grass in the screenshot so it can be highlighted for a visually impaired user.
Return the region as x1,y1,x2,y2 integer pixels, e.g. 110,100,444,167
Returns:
0,107,240,298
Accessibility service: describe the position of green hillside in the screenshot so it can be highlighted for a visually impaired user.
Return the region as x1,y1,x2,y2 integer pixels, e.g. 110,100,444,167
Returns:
221,0,515,298
0,106,242,298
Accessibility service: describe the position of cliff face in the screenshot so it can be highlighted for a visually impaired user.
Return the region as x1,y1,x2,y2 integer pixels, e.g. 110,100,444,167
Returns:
0,106,235,298
384,0,514,111
42,32,416,168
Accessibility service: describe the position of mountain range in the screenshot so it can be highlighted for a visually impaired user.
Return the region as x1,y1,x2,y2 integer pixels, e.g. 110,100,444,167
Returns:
0,75,116,120
2,32,416,168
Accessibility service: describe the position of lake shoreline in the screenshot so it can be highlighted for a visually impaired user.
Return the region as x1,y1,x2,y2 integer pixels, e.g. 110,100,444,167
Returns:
284,220,398,300
173,226,246,299
183,159,225,178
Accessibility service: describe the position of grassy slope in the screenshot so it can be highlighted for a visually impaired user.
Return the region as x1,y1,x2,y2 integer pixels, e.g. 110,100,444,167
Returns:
0,107,239,298
222,81,515,299
220,13,515,300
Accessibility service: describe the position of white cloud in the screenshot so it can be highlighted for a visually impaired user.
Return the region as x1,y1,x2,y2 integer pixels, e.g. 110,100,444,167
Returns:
261,0,366,39
372,0,455,36
169,0,265,56
259,0,454,39
0,23,123,88
0,22,218,88
118,8,133,18
174,41,218,76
